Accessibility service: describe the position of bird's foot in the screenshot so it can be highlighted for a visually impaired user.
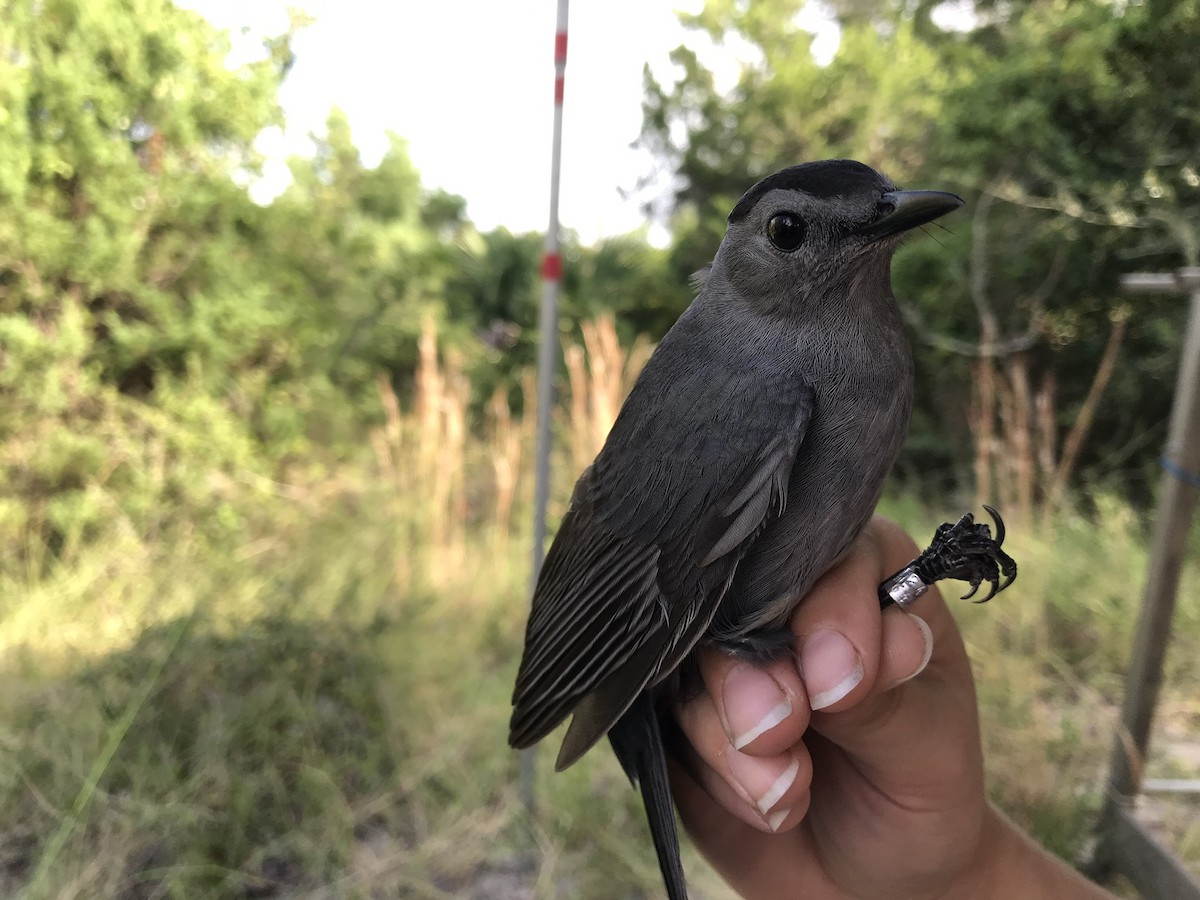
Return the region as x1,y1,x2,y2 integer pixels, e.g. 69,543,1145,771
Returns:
879,505,1017,610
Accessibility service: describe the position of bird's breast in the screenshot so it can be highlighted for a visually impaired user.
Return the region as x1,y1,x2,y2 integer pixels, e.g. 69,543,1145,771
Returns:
713,320,914,636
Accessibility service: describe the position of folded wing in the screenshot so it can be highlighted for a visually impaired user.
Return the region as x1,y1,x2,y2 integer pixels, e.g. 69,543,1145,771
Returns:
509,342,815,766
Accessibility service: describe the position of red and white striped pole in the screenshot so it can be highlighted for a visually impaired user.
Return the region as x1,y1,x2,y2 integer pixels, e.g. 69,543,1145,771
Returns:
522,0,569,819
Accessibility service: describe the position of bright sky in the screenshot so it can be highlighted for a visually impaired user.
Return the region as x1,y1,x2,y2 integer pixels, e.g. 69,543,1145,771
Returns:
181,0,841,245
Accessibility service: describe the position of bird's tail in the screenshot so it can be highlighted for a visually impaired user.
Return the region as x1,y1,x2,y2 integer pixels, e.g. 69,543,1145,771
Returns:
608,692,688,900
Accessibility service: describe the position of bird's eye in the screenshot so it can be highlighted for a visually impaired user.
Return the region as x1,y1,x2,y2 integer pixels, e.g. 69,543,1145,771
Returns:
766,213,806,252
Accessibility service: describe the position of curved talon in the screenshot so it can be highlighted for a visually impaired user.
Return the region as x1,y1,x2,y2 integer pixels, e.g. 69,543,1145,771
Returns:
983,504,1006,547
1000,567,1017,593
898,506,1018,606
975,576,1000,604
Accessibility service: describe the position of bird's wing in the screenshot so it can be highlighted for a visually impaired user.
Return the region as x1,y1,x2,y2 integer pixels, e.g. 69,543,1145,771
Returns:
508,353,814,763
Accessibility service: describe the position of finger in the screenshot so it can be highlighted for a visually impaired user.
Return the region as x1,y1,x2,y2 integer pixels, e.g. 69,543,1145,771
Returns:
670,757,830,900
791,517,955,711
877,608,934,691
802,518,983,811
691,643,810,756
674,683,813,832
789,528,894,714
809,608,982,808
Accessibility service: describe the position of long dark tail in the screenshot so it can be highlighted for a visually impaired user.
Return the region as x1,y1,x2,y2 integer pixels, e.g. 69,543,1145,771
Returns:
607,692,688,900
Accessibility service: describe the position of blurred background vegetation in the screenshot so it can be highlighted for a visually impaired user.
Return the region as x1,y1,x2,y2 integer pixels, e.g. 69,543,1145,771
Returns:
1,0,1198,896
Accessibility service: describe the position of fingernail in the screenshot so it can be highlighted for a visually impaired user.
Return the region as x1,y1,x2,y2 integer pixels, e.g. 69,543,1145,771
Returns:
722,664,792,749
726,751,800,816
767,807,792,832
894,614,933,687
799,629,863,710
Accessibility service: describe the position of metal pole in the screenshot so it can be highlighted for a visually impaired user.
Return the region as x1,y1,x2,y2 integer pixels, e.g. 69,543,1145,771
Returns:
1091,268,1200,897
520,0,569,822
1106,268,1200,799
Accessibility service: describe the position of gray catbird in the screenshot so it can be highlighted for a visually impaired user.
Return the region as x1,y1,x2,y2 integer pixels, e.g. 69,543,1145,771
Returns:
509,159,1008,900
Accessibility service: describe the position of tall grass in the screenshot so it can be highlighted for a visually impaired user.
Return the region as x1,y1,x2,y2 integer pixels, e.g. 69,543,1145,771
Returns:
1,321,1197,897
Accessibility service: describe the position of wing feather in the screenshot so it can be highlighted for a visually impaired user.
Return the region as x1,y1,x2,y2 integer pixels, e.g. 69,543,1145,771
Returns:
509,315,816,760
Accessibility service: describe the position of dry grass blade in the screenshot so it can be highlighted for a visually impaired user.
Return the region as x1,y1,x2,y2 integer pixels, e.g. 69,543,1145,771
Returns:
563,314,653,474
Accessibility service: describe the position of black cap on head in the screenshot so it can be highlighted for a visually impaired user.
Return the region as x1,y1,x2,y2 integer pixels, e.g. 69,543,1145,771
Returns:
728,160,889,223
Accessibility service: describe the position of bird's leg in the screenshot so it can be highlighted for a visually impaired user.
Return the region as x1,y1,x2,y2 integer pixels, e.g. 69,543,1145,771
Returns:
878,505,1018,610
711,507,1017,663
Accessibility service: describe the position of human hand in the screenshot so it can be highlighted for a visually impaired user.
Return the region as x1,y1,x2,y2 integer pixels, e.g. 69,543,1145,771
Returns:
670,514,1110,899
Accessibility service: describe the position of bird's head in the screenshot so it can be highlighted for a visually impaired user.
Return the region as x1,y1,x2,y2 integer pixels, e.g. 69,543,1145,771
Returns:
714,159,962,314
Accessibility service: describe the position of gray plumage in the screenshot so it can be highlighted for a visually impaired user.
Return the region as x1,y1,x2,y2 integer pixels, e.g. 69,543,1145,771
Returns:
509,159,963,900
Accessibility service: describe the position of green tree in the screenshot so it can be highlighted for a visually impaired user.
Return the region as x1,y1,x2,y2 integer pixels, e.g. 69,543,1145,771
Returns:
640,0,1200,512
0,0,302,563
262,112,466,436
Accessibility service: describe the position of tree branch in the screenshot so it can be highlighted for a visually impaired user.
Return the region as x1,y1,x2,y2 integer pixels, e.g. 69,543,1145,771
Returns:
970,186,999,342
899,299,1040,357
985,178,1149,229
1045,308,1131,513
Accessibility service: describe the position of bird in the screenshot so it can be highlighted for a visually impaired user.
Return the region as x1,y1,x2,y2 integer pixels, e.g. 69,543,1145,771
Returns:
509,159,966,900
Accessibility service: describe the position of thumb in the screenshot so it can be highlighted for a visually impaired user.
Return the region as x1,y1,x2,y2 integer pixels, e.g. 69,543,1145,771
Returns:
791,515,986,815
809,590,985,814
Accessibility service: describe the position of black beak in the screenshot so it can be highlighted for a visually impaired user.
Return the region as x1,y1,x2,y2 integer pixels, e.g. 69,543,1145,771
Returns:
859,190,964,239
